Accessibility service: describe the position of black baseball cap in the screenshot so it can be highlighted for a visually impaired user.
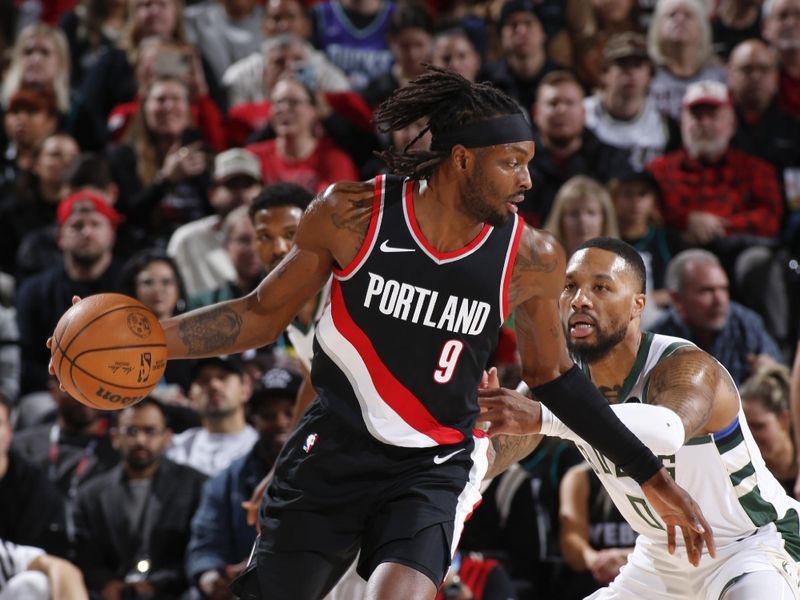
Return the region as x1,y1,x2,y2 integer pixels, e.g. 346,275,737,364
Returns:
191,356,245,381
497,0,542,32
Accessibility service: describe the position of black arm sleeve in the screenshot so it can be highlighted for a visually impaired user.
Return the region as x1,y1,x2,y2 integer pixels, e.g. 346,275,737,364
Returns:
531,364,662,484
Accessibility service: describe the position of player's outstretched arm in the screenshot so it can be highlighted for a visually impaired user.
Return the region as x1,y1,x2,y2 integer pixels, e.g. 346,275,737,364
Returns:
505,226,715,566
162,182,375,360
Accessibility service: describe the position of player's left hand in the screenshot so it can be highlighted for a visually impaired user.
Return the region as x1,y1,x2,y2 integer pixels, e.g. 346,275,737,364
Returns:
640,468,716,566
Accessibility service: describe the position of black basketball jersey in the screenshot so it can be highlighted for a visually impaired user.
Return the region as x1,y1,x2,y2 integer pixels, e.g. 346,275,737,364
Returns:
311,174,524,448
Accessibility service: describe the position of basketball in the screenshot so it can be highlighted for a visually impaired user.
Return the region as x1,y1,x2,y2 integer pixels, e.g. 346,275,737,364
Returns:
50,293,168,410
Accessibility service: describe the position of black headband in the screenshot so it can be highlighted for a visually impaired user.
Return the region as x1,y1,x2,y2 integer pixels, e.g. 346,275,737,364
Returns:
430,113,533,151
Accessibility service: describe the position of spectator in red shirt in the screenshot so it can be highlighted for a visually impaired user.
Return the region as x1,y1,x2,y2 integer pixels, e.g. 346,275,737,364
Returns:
762,0,800,118
648,79,789,348
246,75,358,193
648,79,783,247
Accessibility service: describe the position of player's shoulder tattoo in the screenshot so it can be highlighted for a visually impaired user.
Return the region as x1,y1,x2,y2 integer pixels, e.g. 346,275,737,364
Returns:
508,227,563,306
646,347,719,437
325,181,375,249
514,227,559,274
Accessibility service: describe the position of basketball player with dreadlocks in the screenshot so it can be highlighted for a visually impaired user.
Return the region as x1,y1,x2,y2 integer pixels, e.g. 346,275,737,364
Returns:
79,68,716,598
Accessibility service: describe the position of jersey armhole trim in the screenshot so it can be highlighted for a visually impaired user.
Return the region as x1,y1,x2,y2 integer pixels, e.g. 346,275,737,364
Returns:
500,215,524,323
333,175,384,280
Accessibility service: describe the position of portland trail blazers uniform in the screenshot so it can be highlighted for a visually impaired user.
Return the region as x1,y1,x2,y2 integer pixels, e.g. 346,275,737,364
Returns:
261,174,523,586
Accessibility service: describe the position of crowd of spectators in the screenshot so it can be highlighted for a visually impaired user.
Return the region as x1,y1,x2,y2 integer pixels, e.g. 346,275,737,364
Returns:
1,0,800,598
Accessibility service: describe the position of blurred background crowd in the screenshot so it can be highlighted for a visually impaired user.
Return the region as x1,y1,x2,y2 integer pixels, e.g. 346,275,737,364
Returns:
1,0,800,598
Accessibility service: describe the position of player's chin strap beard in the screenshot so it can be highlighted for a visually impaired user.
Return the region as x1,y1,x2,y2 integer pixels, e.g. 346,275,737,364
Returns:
430,113,534,151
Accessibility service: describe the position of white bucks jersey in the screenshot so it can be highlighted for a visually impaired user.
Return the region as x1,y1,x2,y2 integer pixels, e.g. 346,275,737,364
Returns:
573,332,800,557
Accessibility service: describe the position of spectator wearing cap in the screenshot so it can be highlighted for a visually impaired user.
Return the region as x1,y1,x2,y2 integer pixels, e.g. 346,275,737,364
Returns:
521,70,632,227
168,148,263,297
648,80,783,248
186,365,299,600
484,0,558,117
646,0,726,119
762,0,800,118
610,171,684,327
647,80,790,348
584,32,681,171
0,86,58,197
15,191,123,398
569,0,643,90
727,39,800,245
167,357,257,477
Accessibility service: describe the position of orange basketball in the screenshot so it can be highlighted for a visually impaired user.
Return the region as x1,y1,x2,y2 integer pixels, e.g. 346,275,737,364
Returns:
50,293,168,410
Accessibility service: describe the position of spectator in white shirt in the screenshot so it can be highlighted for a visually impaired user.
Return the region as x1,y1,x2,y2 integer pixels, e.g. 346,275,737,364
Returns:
167,357,257,476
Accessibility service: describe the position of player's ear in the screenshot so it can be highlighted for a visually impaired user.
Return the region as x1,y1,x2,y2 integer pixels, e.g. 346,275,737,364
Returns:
631,292,646,319
450,145,471,171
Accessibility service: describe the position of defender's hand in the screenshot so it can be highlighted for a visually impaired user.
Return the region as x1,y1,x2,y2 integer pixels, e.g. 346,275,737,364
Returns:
477,385,541,436
641,468,716,566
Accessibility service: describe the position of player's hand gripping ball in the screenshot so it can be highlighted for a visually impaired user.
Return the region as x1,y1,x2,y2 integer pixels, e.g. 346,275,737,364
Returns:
50,294,168,410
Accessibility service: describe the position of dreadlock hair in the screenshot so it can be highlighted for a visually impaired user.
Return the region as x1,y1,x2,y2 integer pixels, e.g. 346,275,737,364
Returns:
374,66,527,179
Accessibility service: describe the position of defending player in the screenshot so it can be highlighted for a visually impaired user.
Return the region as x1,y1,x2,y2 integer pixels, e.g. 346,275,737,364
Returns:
480,237,799,599
51,68,713,599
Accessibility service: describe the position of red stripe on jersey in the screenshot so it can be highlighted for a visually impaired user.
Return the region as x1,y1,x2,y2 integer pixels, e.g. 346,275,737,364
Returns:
329,280,465,445
501,215,524,321
333,175,384,278
404,181,492,261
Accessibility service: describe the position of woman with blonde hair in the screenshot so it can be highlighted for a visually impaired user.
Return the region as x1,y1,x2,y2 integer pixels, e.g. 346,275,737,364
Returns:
544,175,620,256
646,0,725,118
0,23,71,115
741,364,797,496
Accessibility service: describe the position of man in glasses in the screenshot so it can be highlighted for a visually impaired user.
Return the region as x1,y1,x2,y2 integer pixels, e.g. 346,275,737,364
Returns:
73,398,206,600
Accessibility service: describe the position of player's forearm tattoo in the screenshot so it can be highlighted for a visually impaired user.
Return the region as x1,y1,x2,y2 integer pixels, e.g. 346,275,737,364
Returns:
178,306,243,356
485,434,542,480
647,349,717,439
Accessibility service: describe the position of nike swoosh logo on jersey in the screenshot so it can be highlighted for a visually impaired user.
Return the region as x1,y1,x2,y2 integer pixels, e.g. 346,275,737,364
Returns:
380,240,415,253
433,448,465,464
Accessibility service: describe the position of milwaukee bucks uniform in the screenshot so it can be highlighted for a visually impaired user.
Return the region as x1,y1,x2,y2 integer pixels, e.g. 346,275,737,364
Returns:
567,333,800,599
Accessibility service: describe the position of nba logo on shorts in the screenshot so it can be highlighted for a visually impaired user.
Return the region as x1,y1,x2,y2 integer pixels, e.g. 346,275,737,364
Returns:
303,433,318,453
